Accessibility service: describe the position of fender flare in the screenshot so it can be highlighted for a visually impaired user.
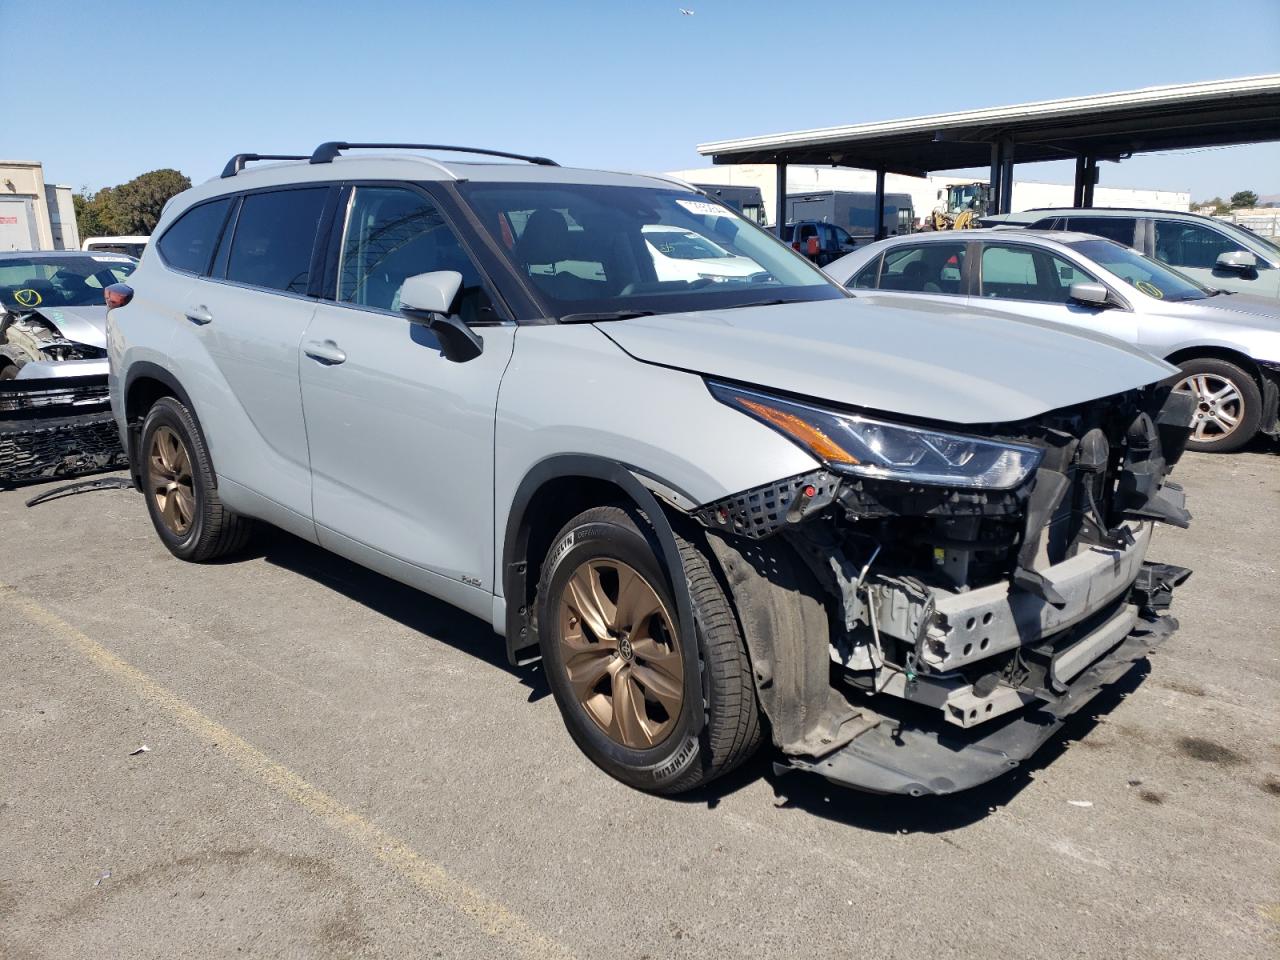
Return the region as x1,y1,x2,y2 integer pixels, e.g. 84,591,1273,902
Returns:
500,455,698,695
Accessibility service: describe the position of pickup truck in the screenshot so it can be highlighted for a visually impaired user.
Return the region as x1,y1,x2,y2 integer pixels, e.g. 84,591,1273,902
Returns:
780,221,859,266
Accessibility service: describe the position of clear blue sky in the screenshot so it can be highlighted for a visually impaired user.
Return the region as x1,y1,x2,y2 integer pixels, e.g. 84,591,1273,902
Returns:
6,0,1279,200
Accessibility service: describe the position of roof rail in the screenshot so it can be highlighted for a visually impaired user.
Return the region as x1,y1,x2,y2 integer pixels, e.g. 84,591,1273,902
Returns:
221,153,310,178
309,142,559,167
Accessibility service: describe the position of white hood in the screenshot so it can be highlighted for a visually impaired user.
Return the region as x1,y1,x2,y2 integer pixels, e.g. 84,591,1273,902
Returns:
30,305,108,349
599,297,1175,425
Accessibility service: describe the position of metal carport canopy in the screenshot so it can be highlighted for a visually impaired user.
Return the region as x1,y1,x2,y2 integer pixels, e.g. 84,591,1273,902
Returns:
697,75,1280,175
700,75,1280,234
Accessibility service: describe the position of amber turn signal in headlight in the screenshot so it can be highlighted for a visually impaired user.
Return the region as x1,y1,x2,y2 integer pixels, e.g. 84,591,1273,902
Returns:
709,381,1043,490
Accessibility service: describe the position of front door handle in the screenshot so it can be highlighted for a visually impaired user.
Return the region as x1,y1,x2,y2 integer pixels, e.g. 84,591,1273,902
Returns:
303,339,347,365
185,304,213,325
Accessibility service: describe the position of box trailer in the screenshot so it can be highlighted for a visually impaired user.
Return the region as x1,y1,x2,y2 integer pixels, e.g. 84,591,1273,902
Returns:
785,190,915,238
691,184,767,226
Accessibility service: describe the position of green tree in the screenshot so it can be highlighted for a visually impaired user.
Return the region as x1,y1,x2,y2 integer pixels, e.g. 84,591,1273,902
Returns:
72,169,192,238
72,189,112,238
107,169,192,234
1229,190,1259,209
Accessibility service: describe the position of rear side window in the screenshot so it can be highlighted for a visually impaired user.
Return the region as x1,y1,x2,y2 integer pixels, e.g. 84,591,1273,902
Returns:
879,242,966,294
157,199,232,274
1064,216,1137,248
226,188,328,294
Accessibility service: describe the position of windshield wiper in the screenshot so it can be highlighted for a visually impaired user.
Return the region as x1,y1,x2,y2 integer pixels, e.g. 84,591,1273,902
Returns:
558,310,657,324
716,298,793,310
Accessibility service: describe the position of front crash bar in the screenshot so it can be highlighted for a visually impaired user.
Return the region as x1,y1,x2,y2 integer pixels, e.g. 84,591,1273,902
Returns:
777,612,1178,796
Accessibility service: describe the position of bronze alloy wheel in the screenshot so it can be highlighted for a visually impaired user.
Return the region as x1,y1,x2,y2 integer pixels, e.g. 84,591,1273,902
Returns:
148,425,196,537
557,558,684,749
1174,372,1244,443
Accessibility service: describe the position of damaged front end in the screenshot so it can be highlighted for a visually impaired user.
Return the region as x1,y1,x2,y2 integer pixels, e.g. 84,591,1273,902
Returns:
0,309,123,485
695,382,1195,796
0,374,125,485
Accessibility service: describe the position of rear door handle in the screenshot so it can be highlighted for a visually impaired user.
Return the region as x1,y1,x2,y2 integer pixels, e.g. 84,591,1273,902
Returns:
303,339,346,365
185,304,213,325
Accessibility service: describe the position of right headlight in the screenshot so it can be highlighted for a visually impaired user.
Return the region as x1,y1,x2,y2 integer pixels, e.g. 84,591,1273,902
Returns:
709,381,1043,490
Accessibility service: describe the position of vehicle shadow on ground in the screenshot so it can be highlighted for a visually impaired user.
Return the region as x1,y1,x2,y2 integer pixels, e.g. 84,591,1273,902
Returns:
256,527,551,702
1241,433,1280,456
252,524,1152,831
677,663,1150,834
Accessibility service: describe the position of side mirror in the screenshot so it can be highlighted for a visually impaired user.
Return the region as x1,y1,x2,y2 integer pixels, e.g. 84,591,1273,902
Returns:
400,270,462,314
1068,281,1111,307
398,271,484,363
104,283,134,309
1215,250,1257,273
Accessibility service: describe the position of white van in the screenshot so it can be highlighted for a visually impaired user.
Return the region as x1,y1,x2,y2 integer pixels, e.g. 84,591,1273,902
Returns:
83,235,149,259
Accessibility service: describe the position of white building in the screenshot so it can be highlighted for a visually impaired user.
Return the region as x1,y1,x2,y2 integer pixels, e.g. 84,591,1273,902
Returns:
0,161,80,251
665,163,1190,227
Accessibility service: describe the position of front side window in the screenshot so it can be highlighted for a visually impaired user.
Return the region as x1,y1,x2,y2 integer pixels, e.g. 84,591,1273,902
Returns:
979,243,1094,304
1067,238,1207,302
878,243,966,294
0,255,136,309
1063,216,1137,248
337,186,494,321
1153,220,1247,270
457,183,840,317
226,188,328,294
157,198,232,274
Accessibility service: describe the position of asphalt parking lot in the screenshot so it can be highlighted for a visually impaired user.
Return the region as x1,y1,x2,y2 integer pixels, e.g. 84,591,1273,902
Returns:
2,439,1277,960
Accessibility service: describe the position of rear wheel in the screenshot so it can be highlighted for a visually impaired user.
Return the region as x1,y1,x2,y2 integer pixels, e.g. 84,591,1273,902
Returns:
537,505,761,794
139,396,253,561
1172,357,1261,453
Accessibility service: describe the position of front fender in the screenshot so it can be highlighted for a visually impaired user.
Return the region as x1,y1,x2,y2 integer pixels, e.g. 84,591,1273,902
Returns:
500,454,697,668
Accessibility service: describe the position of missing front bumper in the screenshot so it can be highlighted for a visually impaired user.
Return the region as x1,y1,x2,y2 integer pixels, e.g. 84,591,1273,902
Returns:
779,611,1178,796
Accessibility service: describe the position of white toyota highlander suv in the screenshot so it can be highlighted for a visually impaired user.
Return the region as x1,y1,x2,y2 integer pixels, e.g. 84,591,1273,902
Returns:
106,142,1194,798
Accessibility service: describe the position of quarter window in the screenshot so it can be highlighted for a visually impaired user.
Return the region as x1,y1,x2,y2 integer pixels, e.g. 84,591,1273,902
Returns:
850,255,880,289
157,198,232,275
1153,220,1248,270
225,188,328,294
980,243,1094,303
878,243,966,294
337,187,494,320
1062,216,1137,248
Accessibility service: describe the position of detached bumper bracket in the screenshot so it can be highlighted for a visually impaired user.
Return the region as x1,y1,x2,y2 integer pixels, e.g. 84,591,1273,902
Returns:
778,611,1178,797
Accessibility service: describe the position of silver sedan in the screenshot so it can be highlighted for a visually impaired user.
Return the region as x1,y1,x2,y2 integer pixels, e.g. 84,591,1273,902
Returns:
827,229,1280,452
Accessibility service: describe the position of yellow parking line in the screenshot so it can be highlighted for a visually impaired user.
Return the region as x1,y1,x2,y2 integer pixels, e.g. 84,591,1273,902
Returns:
0,583,575,960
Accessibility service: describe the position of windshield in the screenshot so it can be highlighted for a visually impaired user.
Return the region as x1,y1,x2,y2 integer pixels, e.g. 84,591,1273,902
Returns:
456,183,843,318
1066,238,1208,302
0,254,136,310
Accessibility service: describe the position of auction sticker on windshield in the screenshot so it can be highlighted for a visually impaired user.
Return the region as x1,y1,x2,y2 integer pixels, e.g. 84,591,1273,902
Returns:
91,255,134,263
677,199,733,218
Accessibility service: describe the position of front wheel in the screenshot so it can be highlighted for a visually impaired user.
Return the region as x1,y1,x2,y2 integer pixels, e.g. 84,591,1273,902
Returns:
1172,358,1261,453
537,505,761,794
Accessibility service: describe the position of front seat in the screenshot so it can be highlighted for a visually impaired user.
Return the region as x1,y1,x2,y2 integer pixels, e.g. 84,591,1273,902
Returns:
515,209,570,273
